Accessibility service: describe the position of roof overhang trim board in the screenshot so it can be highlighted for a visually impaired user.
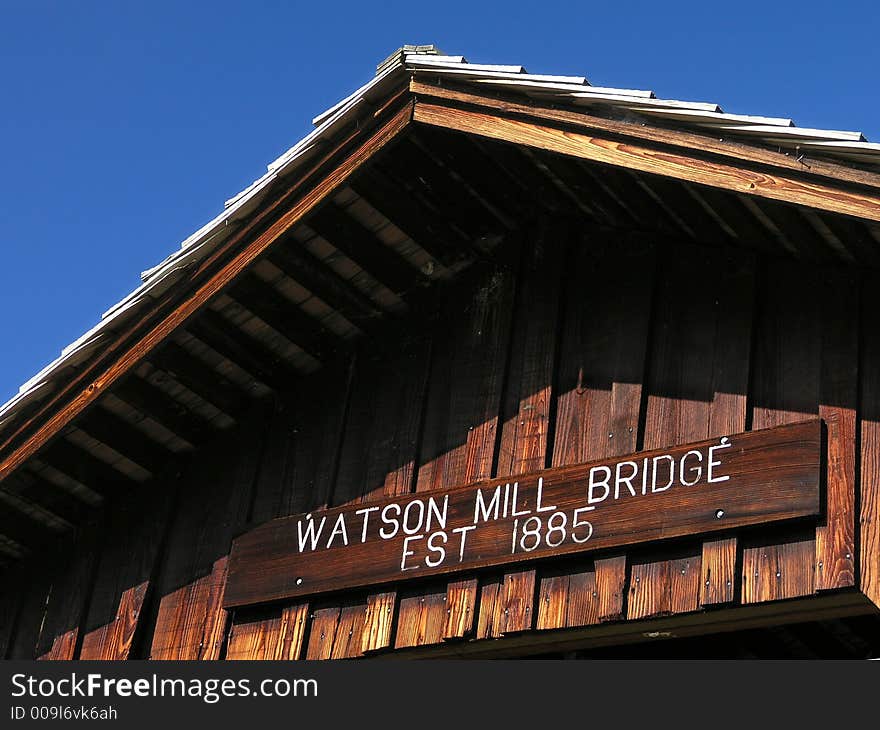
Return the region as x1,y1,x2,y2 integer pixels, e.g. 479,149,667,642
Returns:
411,98,880,222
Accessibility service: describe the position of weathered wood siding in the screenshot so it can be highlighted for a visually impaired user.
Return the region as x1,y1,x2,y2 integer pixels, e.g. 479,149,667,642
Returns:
1,220,874,659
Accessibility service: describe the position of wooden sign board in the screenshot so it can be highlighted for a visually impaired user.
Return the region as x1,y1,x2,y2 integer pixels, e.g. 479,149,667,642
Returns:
224,419,822,608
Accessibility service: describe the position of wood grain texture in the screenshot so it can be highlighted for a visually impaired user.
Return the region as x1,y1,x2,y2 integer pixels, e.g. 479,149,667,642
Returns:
701,538,737,606
361,592,395,653
491,222,566,641
639,243,754,619
227,420,822,606
35,524,101,660
410,78,880,193
476,576,502,639
149,419,262,659
628,553,702,620
400,260,518,649
536,563,599,630
642,243,755,451
226,603,308,661
0,101,413,487
595,556,628,622
393,587,446,649
443,578,478,639
749,261,859,603
497,222,566,476
416,264,518,492
333,337,432,506
552,230,655,465
495,569,536,634
859,274,880,609
329,603,367,659
815,269,859,591
305,607,340,660
79,483,176,660
741,540,816,603
412,101,880,222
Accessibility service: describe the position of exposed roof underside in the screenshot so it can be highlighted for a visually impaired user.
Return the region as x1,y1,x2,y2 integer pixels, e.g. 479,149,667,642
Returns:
2,45,880,565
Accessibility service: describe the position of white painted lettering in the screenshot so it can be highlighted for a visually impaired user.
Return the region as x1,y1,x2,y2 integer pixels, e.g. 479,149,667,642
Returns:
679,450,703,486
651,455,675,492
474,486,502,524
400,535,422,571
615,461,638,498
354,506,379,543
588,465,611,504
297,515,326,553
379,503,401,539
326,513,349,548
425,530,448,567
427,495,449,531
402,499,425,535
536,477,558,513
708,440,732,483
452,525,476,561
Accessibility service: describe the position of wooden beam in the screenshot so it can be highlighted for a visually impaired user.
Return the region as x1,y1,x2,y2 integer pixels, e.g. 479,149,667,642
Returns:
347,166,472,268
40,439,135,499
0,100,412,485
148,341,247,417
3,471,93,525
307,203,423,294
186,308,302,393
76,408,176,476
228,273,340,363
266,238,387,328
412,100,880,223
410,77,880,194
114,375,216,447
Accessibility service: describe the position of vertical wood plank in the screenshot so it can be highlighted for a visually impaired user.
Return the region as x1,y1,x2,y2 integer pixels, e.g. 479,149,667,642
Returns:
701,537,737,606
475,576,503,639
628,554,702,620
543,229,654,631
393,588,446,649
305,607,340,660
333,337,431,506
402,258,518,649
225,603,308,661
496,569,537,634
415,263,518,493
489,221,567,639
860,273,880,610
815,269,859,591
332,339,431,655
35,523,102,660
595,556,627,622
80,482,177,660
637,243,754,619
552,229,656,466
748,261,858,603
228,365,353,660
442,578,478,640
0,567,24,659
361,592,396,653
329,603,367,659
149,415,262,660
741,540,816,603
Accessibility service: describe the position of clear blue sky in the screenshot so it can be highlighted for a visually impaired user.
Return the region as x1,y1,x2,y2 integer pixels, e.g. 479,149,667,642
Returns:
1,1,878,404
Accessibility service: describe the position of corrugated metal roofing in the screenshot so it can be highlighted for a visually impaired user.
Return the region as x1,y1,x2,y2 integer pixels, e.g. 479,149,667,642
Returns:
2,45,879,435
